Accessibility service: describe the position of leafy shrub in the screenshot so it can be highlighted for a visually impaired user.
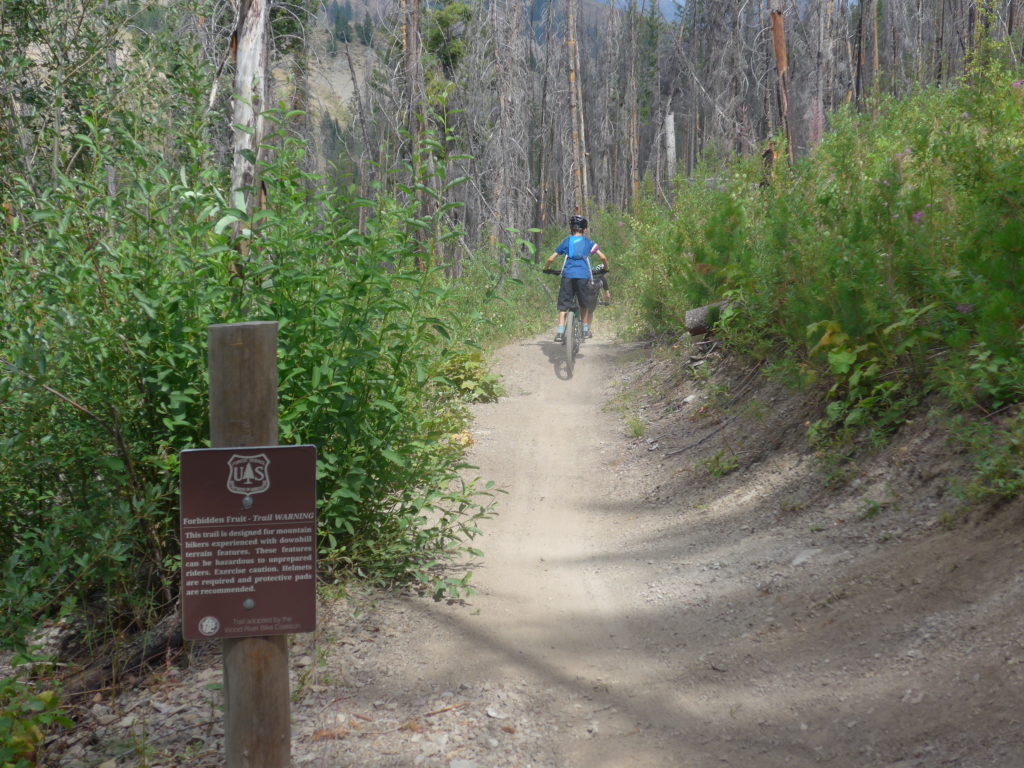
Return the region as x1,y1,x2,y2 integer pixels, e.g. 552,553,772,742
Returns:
0,658,71,768
614,52,1023,491
701,448,739,478
951,410,1024,500
436,351,505,403
0,113,503,651
444,249,552,349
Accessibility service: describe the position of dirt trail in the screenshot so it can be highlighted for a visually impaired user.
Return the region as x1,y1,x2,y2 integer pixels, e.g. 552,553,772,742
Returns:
299,331,715,767
298,330,1023,768
406,333,693,766
60,331,1024,767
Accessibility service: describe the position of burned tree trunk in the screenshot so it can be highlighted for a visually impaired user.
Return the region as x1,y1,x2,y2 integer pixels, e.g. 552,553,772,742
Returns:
567,0,586,212
664,108,677,183
770,9,794,163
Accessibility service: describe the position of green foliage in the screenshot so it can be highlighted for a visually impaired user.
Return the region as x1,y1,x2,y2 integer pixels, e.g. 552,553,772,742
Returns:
942,343,1024,413
860,499,884,520
437,351,505,403
951,410,1024,500
424,0,474,78
700,448,739,478
615,56,1024,486
263,183,496,590
445,252,553,348
0,94,504,654
0,0,526,669
270,0,311,55
356,13,374,47
0,658,71,768
0,0,214,198
804,303,939,441
334,17,351,44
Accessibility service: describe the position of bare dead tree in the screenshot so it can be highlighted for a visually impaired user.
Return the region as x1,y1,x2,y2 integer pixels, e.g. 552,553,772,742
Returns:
229,0,270,248
534,0,559,246
771,9,795,162
664,108,677,186
567,0,587,213
625,0,641,204
808,2,828,146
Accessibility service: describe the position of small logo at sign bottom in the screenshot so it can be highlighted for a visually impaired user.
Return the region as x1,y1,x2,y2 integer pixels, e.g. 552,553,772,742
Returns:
198,616,221,636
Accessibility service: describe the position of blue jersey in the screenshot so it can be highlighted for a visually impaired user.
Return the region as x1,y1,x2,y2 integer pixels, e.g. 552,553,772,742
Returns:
556,235,598,279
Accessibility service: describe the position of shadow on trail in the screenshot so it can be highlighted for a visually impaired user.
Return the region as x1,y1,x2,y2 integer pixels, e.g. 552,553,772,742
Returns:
537,337,588,380
395,590,715,765
536,335,606,381
397,484,1024,767
381,334,1024,766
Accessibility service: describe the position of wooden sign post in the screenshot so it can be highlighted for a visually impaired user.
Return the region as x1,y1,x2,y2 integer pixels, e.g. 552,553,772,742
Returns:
208,321,290,768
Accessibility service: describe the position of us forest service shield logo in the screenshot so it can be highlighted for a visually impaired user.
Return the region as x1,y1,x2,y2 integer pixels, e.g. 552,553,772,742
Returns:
227,453,271,497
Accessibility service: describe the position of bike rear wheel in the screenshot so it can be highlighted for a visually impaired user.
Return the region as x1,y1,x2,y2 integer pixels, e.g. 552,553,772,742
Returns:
564,310,576,377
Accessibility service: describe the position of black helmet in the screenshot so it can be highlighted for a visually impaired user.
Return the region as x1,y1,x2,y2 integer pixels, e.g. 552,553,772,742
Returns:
569,214,588,231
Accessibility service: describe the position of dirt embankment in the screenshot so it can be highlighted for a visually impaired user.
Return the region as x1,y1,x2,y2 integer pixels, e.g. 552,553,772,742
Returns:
54,331,1024,768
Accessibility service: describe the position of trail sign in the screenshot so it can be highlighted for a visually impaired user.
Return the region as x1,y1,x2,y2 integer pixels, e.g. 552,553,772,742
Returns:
180,445,317,640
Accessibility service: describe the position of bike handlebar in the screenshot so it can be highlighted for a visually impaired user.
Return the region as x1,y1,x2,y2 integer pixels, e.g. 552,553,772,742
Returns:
542,266,610,275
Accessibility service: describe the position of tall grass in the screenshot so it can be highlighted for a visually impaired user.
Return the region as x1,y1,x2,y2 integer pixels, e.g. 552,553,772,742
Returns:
446,252,554,348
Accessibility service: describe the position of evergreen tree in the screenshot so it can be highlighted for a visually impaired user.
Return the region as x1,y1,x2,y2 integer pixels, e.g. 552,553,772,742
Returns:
357,13,374,47
425,0,473,78
335,12,352,43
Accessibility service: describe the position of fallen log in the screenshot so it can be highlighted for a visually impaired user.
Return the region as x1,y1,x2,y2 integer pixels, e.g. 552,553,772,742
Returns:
60,610,184,700
684,300,731,335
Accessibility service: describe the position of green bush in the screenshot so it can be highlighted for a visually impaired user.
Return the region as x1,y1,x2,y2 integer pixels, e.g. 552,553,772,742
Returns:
0,114,503,651
622,59,1023,358
0,658,71,768
615,52,1023,486
445,252,553,347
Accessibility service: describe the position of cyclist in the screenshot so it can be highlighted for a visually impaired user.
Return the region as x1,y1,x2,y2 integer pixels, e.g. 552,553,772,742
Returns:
585,265,610,334
596,270,611,304
544,214,609,342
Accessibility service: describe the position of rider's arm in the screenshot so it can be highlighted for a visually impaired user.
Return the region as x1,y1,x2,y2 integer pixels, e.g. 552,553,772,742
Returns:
594,248,609,268
544,251,558,267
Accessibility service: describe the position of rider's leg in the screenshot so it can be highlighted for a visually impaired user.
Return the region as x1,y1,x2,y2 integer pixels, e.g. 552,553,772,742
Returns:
556,309,567,338
580,278,598,335
556,280,576,341
574,281,590,337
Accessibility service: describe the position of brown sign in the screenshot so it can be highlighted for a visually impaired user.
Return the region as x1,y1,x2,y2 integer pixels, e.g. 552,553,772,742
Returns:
180,445,317,640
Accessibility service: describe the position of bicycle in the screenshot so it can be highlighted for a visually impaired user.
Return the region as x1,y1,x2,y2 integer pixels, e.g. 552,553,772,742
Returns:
543,265,608,378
